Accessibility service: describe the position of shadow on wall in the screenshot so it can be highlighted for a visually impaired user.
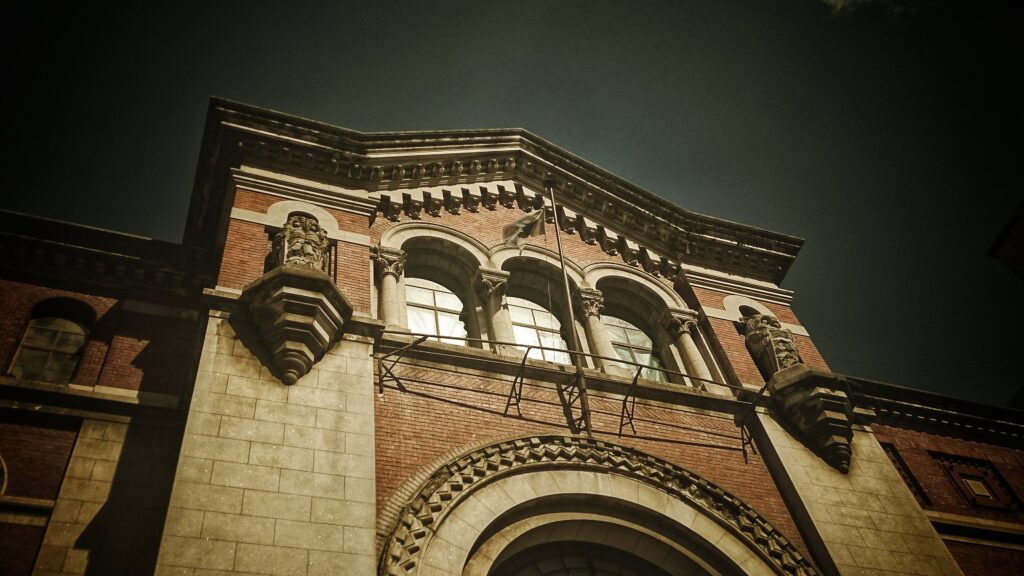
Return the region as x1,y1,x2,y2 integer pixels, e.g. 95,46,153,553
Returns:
73,305,196,575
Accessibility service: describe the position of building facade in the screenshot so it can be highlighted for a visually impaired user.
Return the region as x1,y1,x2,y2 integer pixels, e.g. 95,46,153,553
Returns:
0,99,1021,576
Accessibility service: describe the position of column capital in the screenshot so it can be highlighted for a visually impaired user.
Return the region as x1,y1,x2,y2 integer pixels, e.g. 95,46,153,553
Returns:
474,268,509,298
575,288,605,319
664,308,699,338
372,246,406,280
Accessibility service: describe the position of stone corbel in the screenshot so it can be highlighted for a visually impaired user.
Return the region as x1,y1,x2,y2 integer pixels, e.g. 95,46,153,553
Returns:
480,186,498,211
241,212,353,385
741,311,856,473
442,189,462,214
596,226,619,255
576,215,598,244
461,187,480,213
423,191,443,217
497,185,516,208
403,192,423,220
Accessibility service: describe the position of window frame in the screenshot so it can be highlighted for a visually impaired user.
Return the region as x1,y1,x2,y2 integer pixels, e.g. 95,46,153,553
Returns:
602,314,666,382
404,277,468,346
506,296,570,365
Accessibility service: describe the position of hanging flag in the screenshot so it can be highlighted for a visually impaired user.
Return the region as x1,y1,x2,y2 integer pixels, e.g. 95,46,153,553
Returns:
502,210,546,248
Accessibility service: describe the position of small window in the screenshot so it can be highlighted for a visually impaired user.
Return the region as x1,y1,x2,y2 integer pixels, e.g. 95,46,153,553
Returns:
507,297,570,364
10,299,94,384
405,278,467,346
603,315,665,381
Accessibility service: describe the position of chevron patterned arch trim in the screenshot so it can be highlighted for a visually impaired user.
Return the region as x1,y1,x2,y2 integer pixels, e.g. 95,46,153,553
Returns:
379,435,818,576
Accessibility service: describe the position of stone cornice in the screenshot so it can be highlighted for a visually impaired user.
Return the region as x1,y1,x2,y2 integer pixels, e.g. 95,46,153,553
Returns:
848,377,1024,448
187,98,803,284
0,210,207,297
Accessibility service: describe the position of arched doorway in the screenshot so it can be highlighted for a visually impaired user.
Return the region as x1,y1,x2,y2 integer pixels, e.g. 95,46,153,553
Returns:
379,436,817,576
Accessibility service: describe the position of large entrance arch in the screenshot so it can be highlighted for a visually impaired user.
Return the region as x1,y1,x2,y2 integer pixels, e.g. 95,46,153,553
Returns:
379,436,817,576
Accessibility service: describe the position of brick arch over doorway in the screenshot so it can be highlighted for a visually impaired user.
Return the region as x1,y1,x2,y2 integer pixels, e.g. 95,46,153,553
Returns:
378,435,818,576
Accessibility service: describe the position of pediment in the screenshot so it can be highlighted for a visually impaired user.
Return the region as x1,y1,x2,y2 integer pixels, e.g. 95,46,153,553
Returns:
188,98,803,284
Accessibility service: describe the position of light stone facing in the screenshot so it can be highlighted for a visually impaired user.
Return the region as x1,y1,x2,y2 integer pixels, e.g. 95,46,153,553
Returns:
154,316,377,575
757,414,962,576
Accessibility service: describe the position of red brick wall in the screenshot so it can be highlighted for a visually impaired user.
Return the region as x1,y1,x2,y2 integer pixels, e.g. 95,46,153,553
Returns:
374,360,811,561
0,408,79,500
0,524,47,576
0,279,197,395
945,540,1024,576
873,424,1024,523
688,286,830,386
874,424,1024,574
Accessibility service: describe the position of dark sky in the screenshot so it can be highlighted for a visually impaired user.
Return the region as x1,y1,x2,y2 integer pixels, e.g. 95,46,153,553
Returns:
6,1,1021,405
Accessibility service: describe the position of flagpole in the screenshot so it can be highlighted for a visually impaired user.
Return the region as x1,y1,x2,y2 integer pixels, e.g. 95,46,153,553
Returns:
544,174,592,437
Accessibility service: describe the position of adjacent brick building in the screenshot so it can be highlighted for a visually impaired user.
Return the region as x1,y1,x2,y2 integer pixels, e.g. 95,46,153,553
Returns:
0,99,1020,575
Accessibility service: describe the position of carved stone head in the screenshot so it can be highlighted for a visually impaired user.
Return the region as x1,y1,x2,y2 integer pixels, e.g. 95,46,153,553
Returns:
268,212,330,273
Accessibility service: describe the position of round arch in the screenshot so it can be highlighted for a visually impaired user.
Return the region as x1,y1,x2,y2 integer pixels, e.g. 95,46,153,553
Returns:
583,262,685,310
379,435,817,576
381,222,492,269
265,200,342,239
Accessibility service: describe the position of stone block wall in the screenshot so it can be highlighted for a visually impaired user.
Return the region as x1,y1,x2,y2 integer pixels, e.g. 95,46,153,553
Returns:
756,413,962,576
154,313,377,576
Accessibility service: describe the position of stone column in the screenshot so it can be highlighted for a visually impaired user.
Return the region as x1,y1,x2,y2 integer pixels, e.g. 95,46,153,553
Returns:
474,269,516,355
666,309,714,386
576,288,627,376
373,246,406,327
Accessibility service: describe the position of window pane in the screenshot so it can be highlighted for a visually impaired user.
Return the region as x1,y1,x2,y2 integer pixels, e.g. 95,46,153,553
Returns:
512,325,540,347
508,305,534,325
436,311,467,345
538,331,569,364
605,324,627,344
44,353,78,384
407,306,438,335
625,328,652,348
434,291,462,312
545,349,571,365
22,326,58,348
532,310,559,330
405,285,434,306
53,331,87,354
12,349,48,380
612,345,634,363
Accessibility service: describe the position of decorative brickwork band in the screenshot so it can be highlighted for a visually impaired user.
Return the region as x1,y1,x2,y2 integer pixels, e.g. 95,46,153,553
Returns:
265,211,331,272
379,435,818,576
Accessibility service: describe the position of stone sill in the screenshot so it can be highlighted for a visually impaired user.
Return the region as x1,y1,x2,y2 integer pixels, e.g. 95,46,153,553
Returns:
0,375,183,421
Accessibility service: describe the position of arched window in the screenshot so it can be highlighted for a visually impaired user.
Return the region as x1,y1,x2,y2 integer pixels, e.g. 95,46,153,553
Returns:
507,296,570,365
405,278,467,345
10,299,94,384
603,315,666,382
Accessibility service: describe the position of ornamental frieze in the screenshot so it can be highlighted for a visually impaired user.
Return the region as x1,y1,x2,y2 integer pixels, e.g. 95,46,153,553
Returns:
235,137,799,283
